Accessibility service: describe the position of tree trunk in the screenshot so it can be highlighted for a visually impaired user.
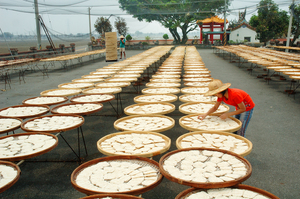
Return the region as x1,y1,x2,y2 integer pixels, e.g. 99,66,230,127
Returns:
169,28,181,44
180,23,189,44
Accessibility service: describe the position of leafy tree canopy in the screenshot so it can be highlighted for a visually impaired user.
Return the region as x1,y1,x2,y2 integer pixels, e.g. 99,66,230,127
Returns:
249,0,289,43
291,3,300,46
118,0,230,44
94,17,113,38
114,17,128,37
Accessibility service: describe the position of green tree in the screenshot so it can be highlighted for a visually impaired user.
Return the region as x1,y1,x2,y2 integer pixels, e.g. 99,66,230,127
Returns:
145,36,151,43
114,17,128,37
249,0,289,43
291,3,300,46
126,34,132,45
94,17,113,38
118,0,229,44
163,33,169,44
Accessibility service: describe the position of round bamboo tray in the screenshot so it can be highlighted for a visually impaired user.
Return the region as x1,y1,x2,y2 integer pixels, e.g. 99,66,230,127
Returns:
124,102,176,115
113,74,141,78
51,102,103,116
142,87,181,95
183,74,211,78
0,104,50,119
0,117,22,135
82,74,111,79
70,94,115,104
21,114,84,133
184,69,209,73
81,194,143,199
71,156,163,196
58,82,94,89
274,68,300,73
0,132,58,161
146,82,181,88
22,96,68,106
122,67,145,71
184,82,210,87
176,131,252,157
179,102,229,115
95,82,131,88
179,114,242,133
134,94,178,103
0,160,21,194
105,77,137,82
114,115,175,133
96,68,120,72
266,66,290,70
152,74,181,79
82,87,122,95
156,71,182,75
289,75,300,80
72,78,104,83
117,70,144,74
183,78,213,82
158,68,181,72
181,87,209,94
159,148,252,189
175,184,279,199
40,88,82,97
97,131,171,157
90,71,116,75
149,78,181,83
179,94,217,103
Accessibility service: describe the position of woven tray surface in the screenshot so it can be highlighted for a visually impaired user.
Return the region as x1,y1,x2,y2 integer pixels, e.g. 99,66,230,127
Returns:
181,87,209,94
0,132,58,161
146,82,181,88
179,94,217,103
97,131,171,157
176,131,252,157
58,82,94,89
83,74,111,78
21,114,84,133
95,82,131,88
175,184,279,199
142,87,181,95
22,96,68,106
179,102,229,115
80,194,143,199
51,102,103,116
71,156,163,196
82,87,122,95
159,148,252,189
70,94,115,103
72,78,104,83
184,82,210,87
0,160,21,194
40,88,82,97
0,105,50,119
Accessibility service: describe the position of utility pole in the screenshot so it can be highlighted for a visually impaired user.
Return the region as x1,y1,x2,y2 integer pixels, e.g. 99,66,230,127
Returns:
223,0,227,46
88,7,92,42
34,0,42,50
286,0,295,52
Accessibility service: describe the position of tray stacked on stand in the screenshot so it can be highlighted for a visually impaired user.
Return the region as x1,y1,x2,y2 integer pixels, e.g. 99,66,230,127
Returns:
179,102,229,115
95,82,131,88
51,102,103,116
72,78,104,83
134,94,178,103
40,88,82,97
0,117,22,135
82,87,122,95
70,94,115,104
71,156,163,196
142,87,181,95
124,102,175,116
22,96,68,106
0,105,50,119
58,82,94,89
179,94,217,103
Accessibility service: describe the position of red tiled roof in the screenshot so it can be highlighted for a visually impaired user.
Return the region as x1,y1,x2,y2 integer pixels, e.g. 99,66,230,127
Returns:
231,22,256,31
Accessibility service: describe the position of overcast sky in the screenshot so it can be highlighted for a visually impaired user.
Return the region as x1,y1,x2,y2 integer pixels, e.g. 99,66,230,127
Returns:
0,0,296,36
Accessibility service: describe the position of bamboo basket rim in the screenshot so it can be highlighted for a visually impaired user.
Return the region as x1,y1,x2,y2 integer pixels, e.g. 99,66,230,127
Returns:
89,71,116,75
0,104,50,119
176,131,252,157
22,96,68,106
0,160,21,194
142,87,181,94
179,114,242,133
183,82,210,87
157,69,182,72
179,94,217,103
70,94,115,103
40,88,82,97
266,66,291,70
114,114,175,133
97,131,171,158
104,77,137,82
159,147,252,189
124,102,176,116
178,102,229,115
82,74,111,79
274,68,299,72
95,82,131,88
58,82,94,89
96,68,120,72
175,184,279,199
0,117,22,134
117,70,144,74
149,78,181,83
72,78,104,83
181,86,209,94
71,155,163,196
134,94,178,103
183,78,213,82
82,87,122,95
283,71,300,75
183,74,211,78
80,194,143,199
112,74,141,78
0,132,59,161
146,82,181,88
21,114,84,133
51,102,103,116
289,75,300,80
155,71,182,74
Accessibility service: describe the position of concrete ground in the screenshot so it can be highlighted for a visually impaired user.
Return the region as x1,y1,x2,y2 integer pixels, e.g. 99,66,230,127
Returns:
0,48,299,199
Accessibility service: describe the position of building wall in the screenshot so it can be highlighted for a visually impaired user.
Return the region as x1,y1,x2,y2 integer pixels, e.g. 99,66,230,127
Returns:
230,26,260,43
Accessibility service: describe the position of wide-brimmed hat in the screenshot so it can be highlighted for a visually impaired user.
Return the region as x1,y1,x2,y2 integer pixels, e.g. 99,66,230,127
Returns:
204,79,231,96
120,35,125,39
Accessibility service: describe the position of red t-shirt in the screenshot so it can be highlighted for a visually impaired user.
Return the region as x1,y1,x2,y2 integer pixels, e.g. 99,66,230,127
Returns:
217,88,255,111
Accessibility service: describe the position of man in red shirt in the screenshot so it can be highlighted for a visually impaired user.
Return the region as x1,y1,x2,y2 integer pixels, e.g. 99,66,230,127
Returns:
198,79,255,137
